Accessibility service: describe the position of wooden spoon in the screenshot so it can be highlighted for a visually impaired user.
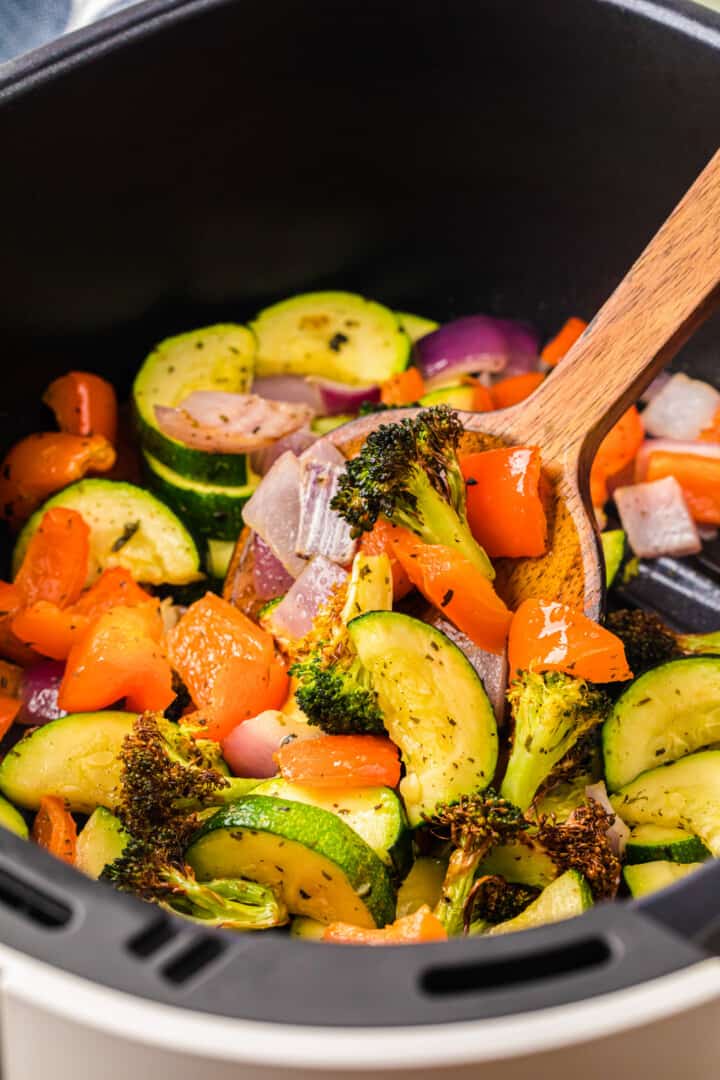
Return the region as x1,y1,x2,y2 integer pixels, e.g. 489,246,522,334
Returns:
330,149,720,618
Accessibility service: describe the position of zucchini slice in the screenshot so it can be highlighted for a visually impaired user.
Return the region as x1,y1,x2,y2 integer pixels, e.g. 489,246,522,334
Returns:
0,711,136,814
395,312,439,343
76,807,129,878
625,824,710,865
13,479,202,586
251,292,410,385
347,611,498,826
253,778,411,877
623,860,704,899
479,838,558,888
420,385,476,409
186,795,396,928
488,869,593,934
603,657,720,791
612,750,720,855
290,916,327,940
601,529,625,587
133,324,255,484
0,793,29,839
396,857,447,917
143,451,256,543
205,538,236,580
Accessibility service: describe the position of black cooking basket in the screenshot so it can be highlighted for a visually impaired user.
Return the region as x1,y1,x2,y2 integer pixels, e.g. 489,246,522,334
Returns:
0,0,719,1027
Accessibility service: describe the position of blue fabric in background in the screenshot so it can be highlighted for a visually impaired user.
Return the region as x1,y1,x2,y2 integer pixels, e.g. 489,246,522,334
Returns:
0,0,72,62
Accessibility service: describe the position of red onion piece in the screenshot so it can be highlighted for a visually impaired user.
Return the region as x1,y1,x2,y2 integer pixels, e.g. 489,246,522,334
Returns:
423,609,508,724
268,556,349,640
642,373,720,441
307,377,380,416
300,439,345,468
416,316,509,387
242,451,306,577
639,371,671,405
635,438,720,482
252,534,295,601
250,426,317,476
155,392,314,452
493,319,540,378
615,476,702,559
296,460,357,565
222,710,321,779
18,660,67,726
251,375,322,411
585,781,630,857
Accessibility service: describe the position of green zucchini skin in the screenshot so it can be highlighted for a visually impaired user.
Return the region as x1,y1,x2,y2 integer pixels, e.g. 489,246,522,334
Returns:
487,870,592,934
603,657,720,791
625,824,710,865
12,479,202,586
143,451,256,542
187,795,396,928
420,384,475,409
348,611,498,826
395,311,439,344
623,860,704,899
601,529,625,587
133,324,255,485
0,794,29,840
251,292,410,385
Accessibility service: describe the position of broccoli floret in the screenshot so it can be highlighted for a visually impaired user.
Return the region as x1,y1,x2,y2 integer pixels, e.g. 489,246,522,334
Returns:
331,406,494,579
291,652,384,734
501,672,611,812
104,837,287,930
533,799,621,900
426,791,527,935
606,608,720,675
465,875,540,931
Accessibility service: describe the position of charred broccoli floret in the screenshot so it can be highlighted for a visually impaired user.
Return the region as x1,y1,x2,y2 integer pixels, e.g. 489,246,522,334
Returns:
501,672,611,812
426,791,527,935
104,837,287,930
606,608,720,675
331,406,494,578
534,799,621,900
465,876,540,931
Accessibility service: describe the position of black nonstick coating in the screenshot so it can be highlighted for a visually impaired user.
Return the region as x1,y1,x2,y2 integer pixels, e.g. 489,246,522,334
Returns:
0,0,719,1028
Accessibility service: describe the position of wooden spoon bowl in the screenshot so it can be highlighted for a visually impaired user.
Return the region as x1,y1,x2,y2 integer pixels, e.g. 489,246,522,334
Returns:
331,149,720,618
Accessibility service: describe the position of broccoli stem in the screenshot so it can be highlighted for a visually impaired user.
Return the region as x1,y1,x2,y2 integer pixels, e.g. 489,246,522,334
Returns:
433,847,484,936
396,470,495,580
162,869,288,930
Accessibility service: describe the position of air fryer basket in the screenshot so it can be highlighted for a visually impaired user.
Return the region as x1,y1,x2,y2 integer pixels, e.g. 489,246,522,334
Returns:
0,0,719,1028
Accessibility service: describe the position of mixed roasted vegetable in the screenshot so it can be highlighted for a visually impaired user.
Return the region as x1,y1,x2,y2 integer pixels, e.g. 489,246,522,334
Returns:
0,290,718,945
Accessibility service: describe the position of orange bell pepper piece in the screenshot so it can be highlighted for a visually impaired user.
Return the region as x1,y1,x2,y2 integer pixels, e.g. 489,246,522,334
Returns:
469,381,495,412
73,567,154,616
380,367,426,406
43,371,118,444
58,604,173,713
645,451,720,526
540,317,588,367
390,528,511,655
0,433,115,528
699,407,720,444
14,508,90,608
490,371,545,410
0,660,23,698
461,447,547,558
32,795,77,865
359,518,414,600
168,593,281,741
0,694,21,741
277,734,401,788
508,598,632,683
589,406,644,508
323,905,447,945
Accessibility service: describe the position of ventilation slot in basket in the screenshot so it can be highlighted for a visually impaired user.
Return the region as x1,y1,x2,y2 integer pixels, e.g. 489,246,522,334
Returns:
0,866,71,928
421,937,610,997
161,936,225,985
127,916,177,958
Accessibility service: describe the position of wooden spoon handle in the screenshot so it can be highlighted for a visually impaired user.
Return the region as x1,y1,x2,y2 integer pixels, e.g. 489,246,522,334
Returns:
507,148,720,468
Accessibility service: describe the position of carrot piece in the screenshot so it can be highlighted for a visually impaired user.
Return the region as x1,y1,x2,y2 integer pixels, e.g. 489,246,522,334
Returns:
380,368,426,406
645,451,720,526
43,371,118,444
32,795,77,864
14,508,90,608
589,406,644,508
58,604,173,713
508,598,632,683
461,447,547,558
168,593,277,741
12,603,89,661
323,905,447,945
359,518,414,600
540,317,588,367
390,528,511,654
490,371,545,410
276,735,401,788
0,433,116,528
699,407,720,444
